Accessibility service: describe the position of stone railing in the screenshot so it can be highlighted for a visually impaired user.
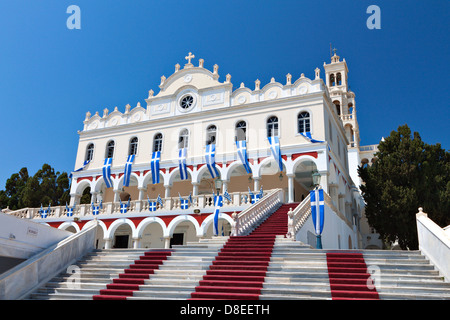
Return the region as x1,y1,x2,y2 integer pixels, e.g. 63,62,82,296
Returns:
286,193,311,239
5,191,261,220
231,188,284,236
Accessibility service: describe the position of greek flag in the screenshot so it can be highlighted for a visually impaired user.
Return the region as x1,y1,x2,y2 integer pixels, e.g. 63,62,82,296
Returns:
258,185,264,199
268,136,283,172
123,154,135,187
178,148,188,180
205,143,220,178
39,204,51,218
151,151,161,184
235,140,252,174
65,202,76,217
119,198,131,214
157,194,164,208
147,196,157,212
179,193,189,210
213,194,223,236
310,188,325,249
248,187,261,204
92,200,102,216
69,160,90,179
188,192,193,205
223,189,232,202
300,132,324,143
103,158,113,188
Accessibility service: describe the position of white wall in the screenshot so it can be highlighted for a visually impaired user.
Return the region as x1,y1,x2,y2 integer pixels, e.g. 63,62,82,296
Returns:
0,213,71,259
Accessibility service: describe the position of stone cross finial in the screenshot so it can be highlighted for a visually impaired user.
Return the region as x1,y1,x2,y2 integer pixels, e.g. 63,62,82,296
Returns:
185,52,195,65
255,79,260,91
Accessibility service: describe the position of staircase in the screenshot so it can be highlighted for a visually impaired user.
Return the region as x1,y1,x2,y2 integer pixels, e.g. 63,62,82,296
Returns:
26,203,450,300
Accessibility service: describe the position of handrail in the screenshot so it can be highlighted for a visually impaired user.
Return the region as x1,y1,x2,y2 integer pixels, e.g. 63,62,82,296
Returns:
231,188,284,236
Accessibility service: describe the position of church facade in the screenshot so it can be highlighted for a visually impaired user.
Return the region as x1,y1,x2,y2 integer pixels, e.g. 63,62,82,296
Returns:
14,52,381,250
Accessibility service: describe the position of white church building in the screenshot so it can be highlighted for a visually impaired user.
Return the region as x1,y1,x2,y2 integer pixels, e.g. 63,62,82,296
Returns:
7,51,382,251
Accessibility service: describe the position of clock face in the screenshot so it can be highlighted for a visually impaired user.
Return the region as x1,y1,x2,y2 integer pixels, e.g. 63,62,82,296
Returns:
180,94,194,110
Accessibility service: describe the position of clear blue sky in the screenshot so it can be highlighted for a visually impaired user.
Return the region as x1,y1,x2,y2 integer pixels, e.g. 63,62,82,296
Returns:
0,0,448,189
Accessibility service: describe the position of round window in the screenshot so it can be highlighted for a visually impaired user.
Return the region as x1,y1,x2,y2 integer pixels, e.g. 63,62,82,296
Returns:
180,95,194,110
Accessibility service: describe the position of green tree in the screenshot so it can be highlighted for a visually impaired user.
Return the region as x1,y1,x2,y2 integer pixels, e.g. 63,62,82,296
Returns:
358,125,450,250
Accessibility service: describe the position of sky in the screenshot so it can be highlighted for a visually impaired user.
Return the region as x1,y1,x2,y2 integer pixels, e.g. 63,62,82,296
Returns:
0,0,448,189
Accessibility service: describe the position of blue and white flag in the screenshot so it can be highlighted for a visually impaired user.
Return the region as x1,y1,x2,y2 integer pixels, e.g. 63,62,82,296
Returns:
213,194,223,236
65,202,76,217
268,136,283,172
119,198,131,214
103,158,113,188
69,160,90,179
39,204,51,218
205,144,220,178
188,193,193,205
223,189,232,202
151,151,161,184
235,140,252,174
310,188,325,249
258,185,264,199
300,132,324,144
91,200,103,216
248,187,261,204
178,148,188,180
147,196,157,212
157,194,164,208
123,154,135,187
179,193,189,210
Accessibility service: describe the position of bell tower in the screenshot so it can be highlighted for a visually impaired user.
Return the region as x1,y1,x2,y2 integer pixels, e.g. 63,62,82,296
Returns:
323,49,360,149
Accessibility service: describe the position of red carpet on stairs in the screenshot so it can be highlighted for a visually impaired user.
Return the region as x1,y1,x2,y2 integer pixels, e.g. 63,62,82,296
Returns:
190,203,298,300
326,252,380,300
92,250,172,300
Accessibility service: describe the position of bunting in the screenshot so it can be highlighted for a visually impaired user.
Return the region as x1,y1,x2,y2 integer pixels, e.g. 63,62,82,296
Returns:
123,154,135,187
300,132,324,143
92,200,103,216
178,148,188,180
65,202,76,217
102,158,113,188
179,193,189,210
205,143,220,178
119,198,131,214
39,204,51,218
147,196,157,212
151,151,161,184
235,140,252,174
268,136,283,172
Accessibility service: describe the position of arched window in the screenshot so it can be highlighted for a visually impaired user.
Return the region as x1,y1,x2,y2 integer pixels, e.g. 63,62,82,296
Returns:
85,143,94,161
129,137,138,155
153,133,163,152
179,129,189,149
297,112,311,134
206,125,217,145
235,121,247,141
105,140,115,158
336,72,342,86
333,101,341,116
330,73,335,86
267,116,279,137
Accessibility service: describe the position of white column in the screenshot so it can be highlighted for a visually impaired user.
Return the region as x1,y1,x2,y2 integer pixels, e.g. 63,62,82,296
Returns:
164,236,171,249
138,187,146,201
253,177,260,192
104,238,112,249
132,237,140,249
90,191,98,204
164,185,171,198
113,189,121,202
222,180,229,193
192,183,199,196
287,174,294,203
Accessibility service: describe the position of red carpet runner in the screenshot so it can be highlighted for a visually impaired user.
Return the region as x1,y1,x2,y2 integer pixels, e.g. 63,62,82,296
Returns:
93,250,172,300
326,252,379,300
190,203,297,300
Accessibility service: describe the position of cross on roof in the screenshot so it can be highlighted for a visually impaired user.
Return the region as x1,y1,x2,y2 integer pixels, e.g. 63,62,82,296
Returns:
185,52,195,64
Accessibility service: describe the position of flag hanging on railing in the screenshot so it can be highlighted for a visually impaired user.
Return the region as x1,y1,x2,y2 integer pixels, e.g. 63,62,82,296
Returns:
119,198,131,214
179,193,189,210
103,158,113,188
147,196,157,212
69,160,90,179
123,154,135,187
151,151,161,184
213,194,223,236
258,185,264,199
205,143,220,178
310,188,325,249
300,132,324,143
65,202,76,217
248,187,261,204
223,189,232,202
92,200,103,216
178,148,188,180
268,136,283,172
235,140,252,174
39,204,51,218
157,194,164,208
